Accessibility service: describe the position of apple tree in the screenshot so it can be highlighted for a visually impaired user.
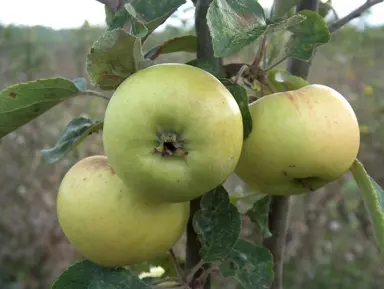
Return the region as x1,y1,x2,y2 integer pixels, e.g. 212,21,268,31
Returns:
1,0,384,289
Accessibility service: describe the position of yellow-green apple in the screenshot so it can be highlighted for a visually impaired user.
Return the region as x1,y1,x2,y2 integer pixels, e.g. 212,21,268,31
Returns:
235,84,360,195
103,63,243,203
56,155,189,267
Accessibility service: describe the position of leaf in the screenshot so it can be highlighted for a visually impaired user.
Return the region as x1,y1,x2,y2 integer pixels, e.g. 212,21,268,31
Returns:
265,31,287,67
86,28,142,90
186,59,224,79
350,159,384,252
124,0,185,23
52,259,151,289
207,1,307,57
267,14,306,33
111,0,185,39
0,78,82,138
267,68,309,92
285,10,330,61
72,78,87,91
220,239,274,289
319,0,333,19
207,0,266,57
99,0,125,13
41,117,103,163
129,251,181,278
220,79,252,140
105,5,135,31
105,5,174,39
144,35,197,60
246,196,272,238
193,185,241,262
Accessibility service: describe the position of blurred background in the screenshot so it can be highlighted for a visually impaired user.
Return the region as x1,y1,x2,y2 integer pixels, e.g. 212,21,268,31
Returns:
1,0,384,288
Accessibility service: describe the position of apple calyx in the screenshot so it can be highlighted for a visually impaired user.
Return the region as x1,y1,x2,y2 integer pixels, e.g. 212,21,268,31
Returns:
154,132,188,158
294,176,321,191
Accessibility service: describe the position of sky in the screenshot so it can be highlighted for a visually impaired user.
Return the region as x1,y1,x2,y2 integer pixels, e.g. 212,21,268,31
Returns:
0,0,383,30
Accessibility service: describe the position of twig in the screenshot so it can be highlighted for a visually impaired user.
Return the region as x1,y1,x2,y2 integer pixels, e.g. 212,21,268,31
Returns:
196,267,218,286
169,249,185,283
223,63,249,78
327,3,339,20
186,1,218,288
265,56,289,72
262,196,292,289
83,89,110,100
235,65,250,84
186,259,205,284
150,277,180,286
153,285,185,289
328,0,384,33
262,2,319,289
251,33,267,69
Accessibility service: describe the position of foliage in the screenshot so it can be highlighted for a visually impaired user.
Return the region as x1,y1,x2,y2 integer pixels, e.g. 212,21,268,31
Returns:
1,0,384,289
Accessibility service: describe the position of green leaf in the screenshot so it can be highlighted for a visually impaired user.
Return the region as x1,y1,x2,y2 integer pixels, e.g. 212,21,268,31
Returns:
285,10,330,61
350,159,384,252
129,251,181,278
105,5,137,31
247,196,272,238
265,31,286,67
207,1,307,58
114,0,184,39
52,260,151,289
186,59,224,79
220,79,252,140
193,185,241,262
0,78,81,138
86,28,142,90
105,4,175,39
124,0,185,23
41,117,103,163
142,10,175,40
267,14,306,32
220,239,274,289
267,68,309,92
319,0,333,19
145,35,197,60
207,0,266,57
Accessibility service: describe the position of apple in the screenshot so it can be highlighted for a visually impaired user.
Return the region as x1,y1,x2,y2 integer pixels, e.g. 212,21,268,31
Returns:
235,84,360,195
103,63,244,203
56,155,189,267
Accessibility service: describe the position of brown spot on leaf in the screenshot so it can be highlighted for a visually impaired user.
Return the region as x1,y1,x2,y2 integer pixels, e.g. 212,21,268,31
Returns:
9,91,16,98
245,263,254,272
90,47,94,54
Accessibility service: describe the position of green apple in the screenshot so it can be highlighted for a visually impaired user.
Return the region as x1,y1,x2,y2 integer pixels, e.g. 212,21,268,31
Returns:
57,155,189,267
103,63,243,203
235,84,360,195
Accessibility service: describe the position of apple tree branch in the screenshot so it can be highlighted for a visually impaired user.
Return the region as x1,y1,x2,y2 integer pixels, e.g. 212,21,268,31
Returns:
328,0,384,33
186,1,220,289
262,2,319,289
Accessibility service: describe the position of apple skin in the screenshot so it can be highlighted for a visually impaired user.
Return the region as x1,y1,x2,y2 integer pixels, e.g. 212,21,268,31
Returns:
235,84,360,195
56,155,189,267
103,63,243,203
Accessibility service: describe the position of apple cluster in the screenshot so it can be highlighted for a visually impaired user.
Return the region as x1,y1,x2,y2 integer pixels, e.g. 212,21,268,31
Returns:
55,63,360,268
